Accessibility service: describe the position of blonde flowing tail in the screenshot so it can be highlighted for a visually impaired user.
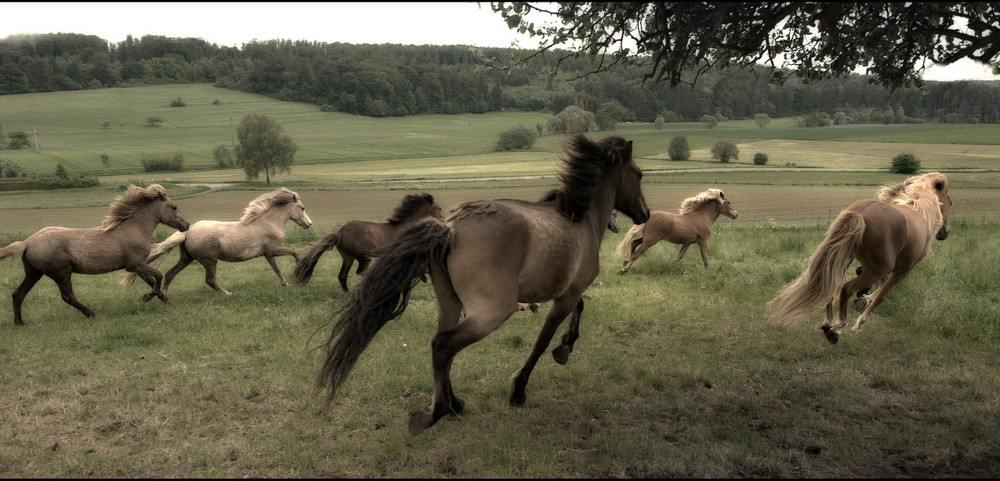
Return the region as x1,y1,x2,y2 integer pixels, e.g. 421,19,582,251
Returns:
120,231,187,287
0,241,27,262
767,211,865,326
616,223,645,257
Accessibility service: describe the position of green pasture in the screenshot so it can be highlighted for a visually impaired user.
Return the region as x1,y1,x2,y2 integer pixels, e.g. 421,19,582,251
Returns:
1,84,1000,477
2,84,1000,180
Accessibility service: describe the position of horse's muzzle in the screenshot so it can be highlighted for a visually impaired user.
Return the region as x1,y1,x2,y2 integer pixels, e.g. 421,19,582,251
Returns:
936,228,950,241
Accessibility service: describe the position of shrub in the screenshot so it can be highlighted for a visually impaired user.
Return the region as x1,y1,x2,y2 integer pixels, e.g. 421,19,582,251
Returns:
496,125,536,151
668,136,690,161
655,115,664,130
711,141,739,163
891,153,921,174
7,131,30,149
753,152,769,165
701,115,719,129
145,116,164,127
213,144,235,168
170,97,186,107
141,152,184,171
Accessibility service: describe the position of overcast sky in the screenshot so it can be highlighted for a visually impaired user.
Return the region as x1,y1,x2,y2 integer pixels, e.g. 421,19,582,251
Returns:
4,2,998,82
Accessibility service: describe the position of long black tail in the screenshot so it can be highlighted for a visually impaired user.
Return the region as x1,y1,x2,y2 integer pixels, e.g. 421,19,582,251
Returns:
294,231,341,285
316,218,454,405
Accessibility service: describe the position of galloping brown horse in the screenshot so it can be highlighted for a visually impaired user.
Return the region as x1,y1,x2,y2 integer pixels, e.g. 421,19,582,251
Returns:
767,172,951,343
121,188,311,296
316,134,650,435
293,193,442,291
616,188,738,274
0,184,189,325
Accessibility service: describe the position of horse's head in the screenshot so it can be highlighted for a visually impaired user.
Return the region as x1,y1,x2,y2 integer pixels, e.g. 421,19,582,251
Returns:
607,211,620,233
907,172,950,240
718,191,739,220
289,192,313,230
610,138,650,225
158,195,190,232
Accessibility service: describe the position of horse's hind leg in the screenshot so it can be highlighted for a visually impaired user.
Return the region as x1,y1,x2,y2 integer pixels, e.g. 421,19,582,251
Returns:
850,269,912,334
11,263,44,325
619,240,656,275
201,259,231,295
826,271,882,343
552,299,584,365
337,252,355,292
49,270,95,319
511,297,576,406
162,247,195,295
408,297,512,436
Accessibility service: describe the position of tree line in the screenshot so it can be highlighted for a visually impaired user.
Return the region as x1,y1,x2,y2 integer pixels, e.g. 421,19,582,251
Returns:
1,32,998,124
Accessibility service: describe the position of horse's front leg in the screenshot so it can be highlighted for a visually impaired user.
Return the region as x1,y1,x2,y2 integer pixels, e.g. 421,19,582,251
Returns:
264,255,289,286
697,240,709,267
510,298,575,406
265,247,301,286
552,299,584,365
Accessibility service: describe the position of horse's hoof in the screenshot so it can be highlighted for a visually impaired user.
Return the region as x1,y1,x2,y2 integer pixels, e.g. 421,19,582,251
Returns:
617,268,628,275
552,345,571,365
528,303,539,313
820,325,830,333
852,297,868,312
824,330,840,344
141,293,155,302
509,385,527,406
450,396,465,415
407,408,436,436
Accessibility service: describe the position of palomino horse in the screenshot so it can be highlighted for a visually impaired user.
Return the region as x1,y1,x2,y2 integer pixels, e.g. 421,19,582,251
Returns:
616,188,738,274
0,184,189,325
121,187,311,296
317,134,649,435
767,172,951,343
293,193,442,291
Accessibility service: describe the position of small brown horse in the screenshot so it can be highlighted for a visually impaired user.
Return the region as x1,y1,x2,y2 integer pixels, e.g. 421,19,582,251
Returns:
767,172,951,343
122,187,311,296
0,184,189,325
293,193,442,291
616,188,738,274
316,134,649,435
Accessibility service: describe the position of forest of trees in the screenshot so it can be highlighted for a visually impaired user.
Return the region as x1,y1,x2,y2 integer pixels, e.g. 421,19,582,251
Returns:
1,32,998,125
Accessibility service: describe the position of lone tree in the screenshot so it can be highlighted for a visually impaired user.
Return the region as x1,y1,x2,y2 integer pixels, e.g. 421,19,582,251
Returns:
234,113,298,184
491,2,1000,90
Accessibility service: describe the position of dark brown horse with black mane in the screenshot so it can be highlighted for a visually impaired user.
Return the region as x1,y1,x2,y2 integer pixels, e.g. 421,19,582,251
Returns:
0,184,189,325
767,172,951,343
316,134,650,435
293,193,442,291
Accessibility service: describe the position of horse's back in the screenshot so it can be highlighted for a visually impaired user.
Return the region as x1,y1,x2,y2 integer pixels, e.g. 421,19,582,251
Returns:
446,199,589,304
22,226,130,274
848,199,932,271
184,220,266,261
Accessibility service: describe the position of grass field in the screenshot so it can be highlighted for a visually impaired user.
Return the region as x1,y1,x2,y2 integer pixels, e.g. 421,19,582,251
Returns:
1,85,999,478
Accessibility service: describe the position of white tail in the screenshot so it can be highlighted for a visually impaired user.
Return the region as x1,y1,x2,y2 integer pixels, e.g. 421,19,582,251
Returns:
616,223,645,257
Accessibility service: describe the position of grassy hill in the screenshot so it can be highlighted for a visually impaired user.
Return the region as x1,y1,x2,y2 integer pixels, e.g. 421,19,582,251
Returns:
2,84,1000,181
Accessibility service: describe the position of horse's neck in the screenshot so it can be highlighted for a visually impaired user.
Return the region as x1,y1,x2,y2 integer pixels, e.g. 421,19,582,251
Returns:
260,206,292,230
116,207,163,239
692,204,721,224
585,189,617,245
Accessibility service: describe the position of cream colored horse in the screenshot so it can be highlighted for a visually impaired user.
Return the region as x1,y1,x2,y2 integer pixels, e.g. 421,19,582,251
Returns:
122,187,311,296
616,188,738,274
767,172,951,343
